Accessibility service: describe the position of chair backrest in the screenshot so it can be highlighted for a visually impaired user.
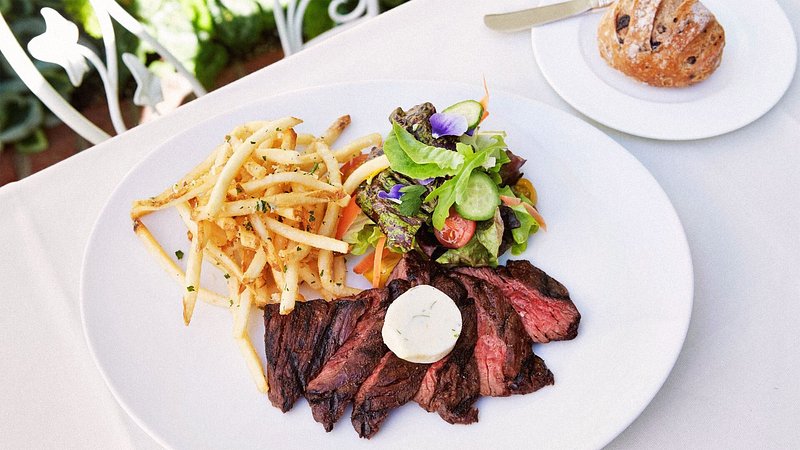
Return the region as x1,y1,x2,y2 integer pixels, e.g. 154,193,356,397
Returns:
0,0,206,145
273,0,380,56
1,0,380,148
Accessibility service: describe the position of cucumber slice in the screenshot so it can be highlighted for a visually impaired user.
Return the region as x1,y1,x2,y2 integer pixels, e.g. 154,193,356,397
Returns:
455,171,500,221
443,100,484,129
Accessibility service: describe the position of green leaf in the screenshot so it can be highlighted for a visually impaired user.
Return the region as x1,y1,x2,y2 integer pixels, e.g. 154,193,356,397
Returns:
209,0,265,51
302,0,335,40
498,186,540,254
342,213,385,255
397,185,427,216
384,129,457,180
393,122,463,169
15,128,48,154
426,179,457,230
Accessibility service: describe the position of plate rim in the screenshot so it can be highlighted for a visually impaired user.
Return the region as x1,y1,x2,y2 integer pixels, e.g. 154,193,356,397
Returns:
531,0,798,141
80,79,694,449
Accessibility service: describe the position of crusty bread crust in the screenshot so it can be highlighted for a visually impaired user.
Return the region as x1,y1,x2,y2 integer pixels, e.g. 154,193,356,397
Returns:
597,0,725,87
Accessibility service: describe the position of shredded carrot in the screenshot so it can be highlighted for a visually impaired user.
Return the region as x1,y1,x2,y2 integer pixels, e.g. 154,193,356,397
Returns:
522,202,548,232
335,196,362,240
354,250,375,274
372,236,386,288
500,195,521,207
502,195,547,231
479,77,490,123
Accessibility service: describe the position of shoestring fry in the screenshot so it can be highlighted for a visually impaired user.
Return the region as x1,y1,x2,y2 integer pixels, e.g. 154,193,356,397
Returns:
130,115,389,393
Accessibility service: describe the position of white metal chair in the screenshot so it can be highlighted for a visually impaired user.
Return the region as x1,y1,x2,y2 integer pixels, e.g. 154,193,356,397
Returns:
0,0,206,146
273,0,379,56
0,0,379,154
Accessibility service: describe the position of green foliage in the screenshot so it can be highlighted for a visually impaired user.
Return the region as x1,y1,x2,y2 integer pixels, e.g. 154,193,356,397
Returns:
1,0,411,156
0,0,79,153
303,0,334,40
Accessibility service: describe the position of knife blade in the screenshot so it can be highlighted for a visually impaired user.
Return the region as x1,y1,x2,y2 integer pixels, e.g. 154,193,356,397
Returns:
484,0,612,33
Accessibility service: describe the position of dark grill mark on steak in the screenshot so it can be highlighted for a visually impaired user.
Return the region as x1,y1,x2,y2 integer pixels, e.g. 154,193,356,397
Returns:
351,352,430,438
263,298,369,412
454,260,580,343
264,301,328,412
305,281,409,431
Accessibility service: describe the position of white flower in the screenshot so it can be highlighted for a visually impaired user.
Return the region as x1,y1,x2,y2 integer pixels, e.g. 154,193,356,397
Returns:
27,8,89,86
122,53,163,109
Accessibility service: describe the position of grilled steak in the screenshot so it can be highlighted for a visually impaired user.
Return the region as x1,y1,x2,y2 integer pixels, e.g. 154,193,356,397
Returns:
263,250,569,437
454,261,580,343
351,352,430,438
305,282,408,431
263,296,368,412
414,301,480,424
451,272,553,397
387,250,434,286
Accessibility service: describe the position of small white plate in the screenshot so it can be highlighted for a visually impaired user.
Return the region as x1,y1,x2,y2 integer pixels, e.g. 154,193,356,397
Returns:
531,0,797,140
81,80,693,449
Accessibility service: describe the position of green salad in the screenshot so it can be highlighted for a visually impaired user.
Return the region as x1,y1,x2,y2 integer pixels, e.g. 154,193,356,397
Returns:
339,97,544,278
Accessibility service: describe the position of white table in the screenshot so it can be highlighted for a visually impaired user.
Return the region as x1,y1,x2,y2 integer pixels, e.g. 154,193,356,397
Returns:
2,0,798,448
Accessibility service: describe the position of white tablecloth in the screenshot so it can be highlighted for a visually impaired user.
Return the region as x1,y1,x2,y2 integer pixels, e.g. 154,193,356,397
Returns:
2,0,798,448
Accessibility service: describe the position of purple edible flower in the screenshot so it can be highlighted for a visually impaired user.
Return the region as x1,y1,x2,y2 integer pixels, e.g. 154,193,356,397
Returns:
417,177,435,185
377,184,405,203
430,112,468,138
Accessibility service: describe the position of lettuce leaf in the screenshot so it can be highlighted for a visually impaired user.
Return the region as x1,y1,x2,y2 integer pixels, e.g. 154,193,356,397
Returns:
393,122,464,168
355,170,430,252
384,122,463,179
498,186,540,254
341,212,385,255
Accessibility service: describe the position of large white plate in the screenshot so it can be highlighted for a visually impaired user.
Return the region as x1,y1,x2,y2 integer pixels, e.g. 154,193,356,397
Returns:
81,80,693,449
531,0,797,140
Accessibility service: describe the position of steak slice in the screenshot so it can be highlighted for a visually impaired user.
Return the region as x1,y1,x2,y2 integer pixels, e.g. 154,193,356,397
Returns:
414,301,480,424
454,260,580,343
451,273,553,397
263,296,368,412
351,352,430,438
387,250,435,286
305,282,407,431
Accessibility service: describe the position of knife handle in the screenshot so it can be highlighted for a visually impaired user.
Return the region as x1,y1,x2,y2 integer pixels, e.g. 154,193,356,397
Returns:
591,0,615,9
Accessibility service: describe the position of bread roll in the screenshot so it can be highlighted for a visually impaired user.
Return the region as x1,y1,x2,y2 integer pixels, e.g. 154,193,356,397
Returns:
597,0,725,87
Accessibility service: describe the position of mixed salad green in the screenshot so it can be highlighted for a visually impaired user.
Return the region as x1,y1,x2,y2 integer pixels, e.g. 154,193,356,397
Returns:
340,98,543,271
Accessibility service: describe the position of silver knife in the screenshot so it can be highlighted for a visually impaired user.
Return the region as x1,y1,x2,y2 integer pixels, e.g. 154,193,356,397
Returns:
485,0,614,32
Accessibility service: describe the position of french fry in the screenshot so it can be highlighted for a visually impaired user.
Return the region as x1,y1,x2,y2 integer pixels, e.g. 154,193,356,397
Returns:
232,287,253,339
242,246,268,283
132,219,228,307
132,114,372,395
253,147,303,165
183,220,207,325
342,154,390,195
262,216,349,254
202,117,301,218
280,261,300,315
240,172,341,194
322,115,351,145
333,133,382,164
217,193,337,218
236,336,268,393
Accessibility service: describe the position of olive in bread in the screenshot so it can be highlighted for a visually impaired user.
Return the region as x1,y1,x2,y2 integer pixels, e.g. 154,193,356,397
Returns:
597,0,725,87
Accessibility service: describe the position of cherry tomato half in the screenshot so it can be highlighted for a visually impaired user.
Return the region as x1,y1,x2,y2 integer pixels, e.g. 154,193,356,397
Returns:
434,209,476,249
